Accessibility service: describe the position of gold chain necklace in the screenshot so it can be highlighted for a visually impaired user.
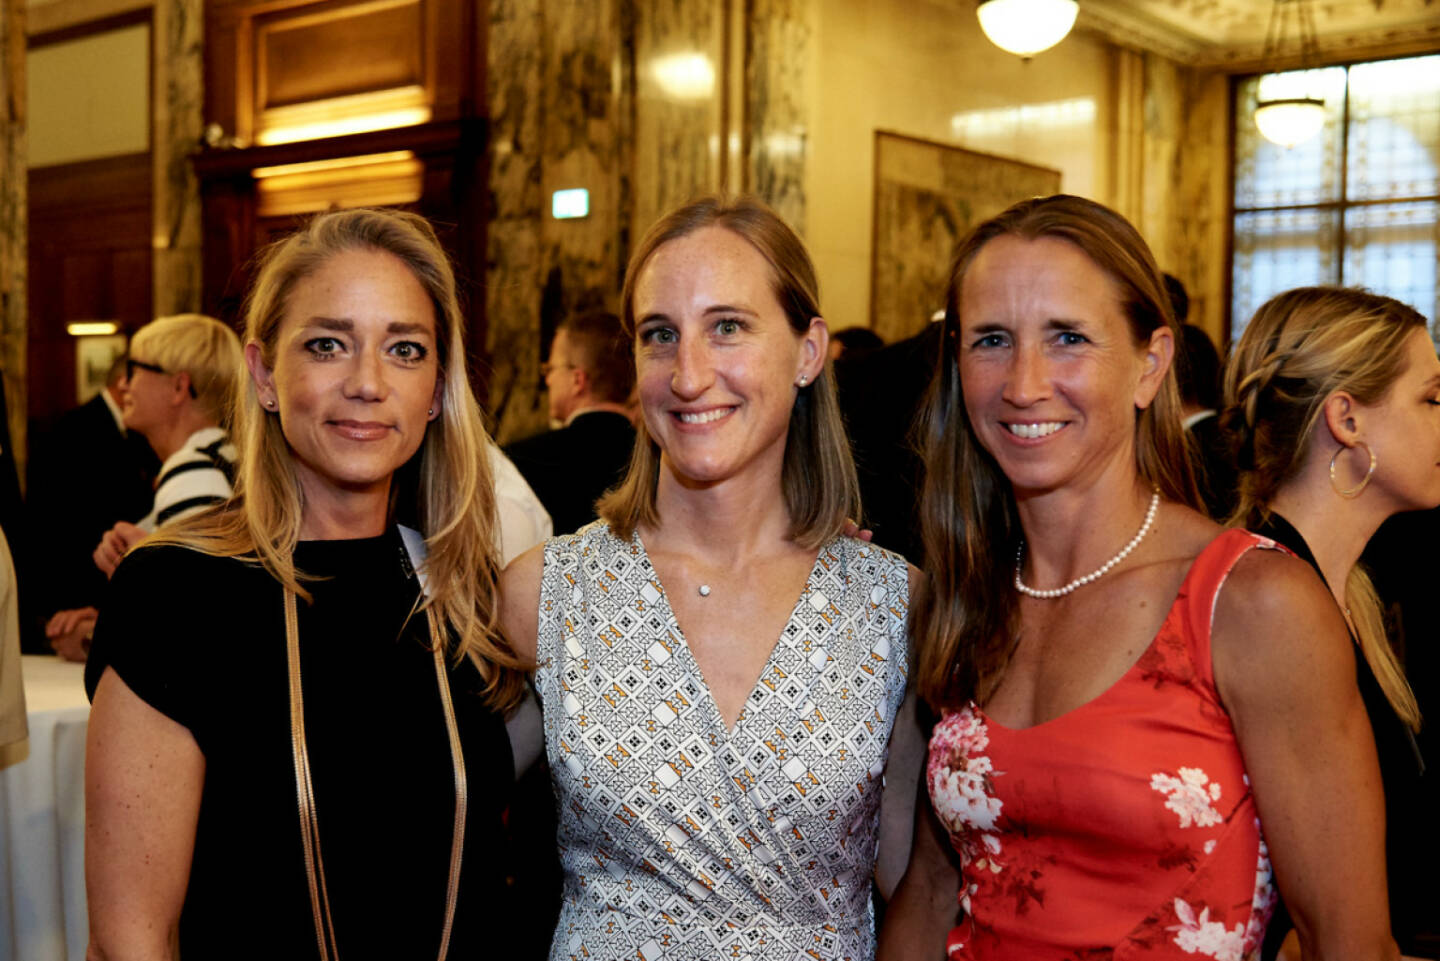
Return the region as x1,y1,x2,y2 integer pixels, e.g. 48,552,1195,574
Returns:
285,588,468,961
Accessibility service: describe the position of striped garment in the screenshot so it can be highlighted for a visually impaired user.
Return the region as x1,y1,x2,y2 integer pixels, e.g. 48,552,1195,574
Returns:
137,426,236,532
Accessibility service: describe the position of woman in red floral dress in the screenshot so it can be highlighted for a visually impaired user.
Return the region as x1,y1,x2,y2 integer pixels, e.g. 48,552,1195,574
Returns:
878,196,1396,961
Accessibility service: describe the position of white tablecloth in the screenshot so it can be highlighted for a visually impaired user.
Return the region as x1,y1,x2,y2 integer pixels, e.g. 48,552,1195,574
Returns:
0,656,89,961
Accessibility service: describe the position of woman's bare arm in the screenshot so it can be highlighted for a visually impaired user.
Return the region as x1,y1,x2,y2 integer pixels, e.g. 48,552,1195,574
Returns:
498,542,545,665
85,668,204,961
877,763,961,961
1213,548,1397,961
876,688,924,899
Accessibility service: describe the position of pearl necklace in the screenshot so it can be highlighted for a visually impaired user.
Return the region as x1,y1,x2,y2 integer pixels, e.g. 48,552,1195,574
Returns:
1014,490,1161,599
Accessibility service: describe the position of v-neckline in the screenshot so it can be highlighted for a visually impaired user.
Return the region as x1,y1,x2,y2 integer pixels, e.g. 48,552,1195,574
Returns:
632,529,831,738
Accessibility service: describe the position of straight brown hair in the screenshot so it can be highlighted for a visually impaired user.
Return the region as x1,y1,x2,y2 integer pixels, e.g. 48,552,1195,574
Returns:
912,194,1199,711
597,195,860,549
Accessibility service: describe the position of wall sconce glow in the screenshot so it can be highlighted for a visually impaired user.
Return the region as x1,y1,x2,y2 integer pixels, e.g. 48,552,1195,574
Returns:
976,0,1079,57
257,108,431,146
552,189,590,220
1254,97,1326,148
651,52,715,100
950,97,1095,137
67,321,119,337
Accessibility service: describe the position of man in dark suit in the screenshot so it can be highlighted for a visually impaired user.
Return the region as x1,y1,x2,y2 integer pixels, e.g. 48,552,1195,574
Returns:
834,320,942,564
1165,274,1237,522
505,311,636,535
24,357,159,651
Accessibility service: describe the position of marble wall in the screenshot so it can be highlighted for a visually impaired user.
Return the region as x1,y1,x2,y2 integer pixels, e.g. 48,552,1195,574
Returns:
1137,53,1231,342
631,0,723,241
747,0,813,235
805,0,1121,333
486,0,633,443
152,0,204,318
1,0,24,474
482,0,1234,425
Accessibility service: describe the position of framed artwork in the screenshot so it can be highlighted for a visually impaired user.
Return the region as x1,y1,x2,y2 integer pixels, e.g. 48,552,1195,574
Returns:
75,334,128,405
870,131,1061,343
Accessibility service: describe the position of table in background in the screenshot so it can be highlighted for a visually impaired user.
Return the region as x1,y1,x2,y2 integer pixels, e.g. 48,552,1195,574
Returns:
1,655,89,961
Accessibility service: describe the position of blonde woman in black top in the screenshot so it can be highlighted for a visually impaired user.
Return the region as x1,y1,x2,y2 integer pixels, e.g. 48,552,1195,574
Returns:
84,208,526,960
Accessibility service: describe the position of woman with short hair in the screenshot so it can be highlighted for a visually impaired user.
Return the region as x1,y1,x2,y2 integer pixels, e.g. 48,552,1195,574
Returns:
121,313,243,530
85,207,525,960
501,195,920,960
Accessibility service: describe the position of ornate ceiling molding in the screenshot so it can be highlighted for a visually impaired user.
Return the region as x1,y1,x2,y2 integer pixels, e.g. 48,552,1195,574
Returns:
1078,0,1440,71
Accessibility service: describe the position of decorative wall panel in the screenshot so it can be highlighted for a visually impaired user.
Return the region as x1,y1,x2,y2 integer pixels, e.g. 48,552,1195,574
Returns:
870,131,1060,344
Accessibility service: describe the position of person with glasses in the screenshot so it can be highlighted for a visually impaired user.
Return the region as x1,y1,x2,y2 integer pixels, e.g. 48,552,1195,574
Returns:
505,311,637,535
44,314,243,660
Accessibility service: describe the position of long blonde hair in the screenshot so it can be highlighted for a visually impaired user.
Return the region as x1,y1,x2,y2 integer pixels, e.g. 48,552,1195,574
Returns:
597,195,860,549
1223,285,1424,731
147,208,526,711
912,195,1199,711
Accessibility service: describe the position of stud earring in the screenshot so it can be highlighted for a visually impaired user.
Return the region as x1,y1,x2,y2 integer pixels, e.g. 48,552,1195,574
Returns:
796,376,808,387
428,408,435,417
265,398,276,409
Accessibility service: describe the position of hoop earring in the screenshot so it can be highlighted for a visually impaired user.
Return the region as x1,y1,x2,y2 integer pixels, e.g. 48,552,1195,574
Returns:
1329,441,1376,498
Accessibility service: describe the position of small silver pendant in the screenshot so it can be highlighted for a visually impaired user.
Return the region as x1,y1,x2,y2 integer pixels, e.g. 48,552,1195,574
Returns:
698,584,711,597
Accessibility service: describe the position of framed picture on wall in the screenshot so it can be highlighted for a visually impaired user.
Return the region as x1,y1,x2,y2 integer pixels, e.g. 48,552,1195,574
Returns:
75,334,129,406
870,131,1061,343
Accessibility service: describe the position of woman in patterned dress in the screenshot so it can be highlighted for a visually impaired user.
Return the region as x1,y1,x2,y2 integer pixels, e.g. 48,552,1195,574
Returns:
878,196,1396,961
500,195,923,961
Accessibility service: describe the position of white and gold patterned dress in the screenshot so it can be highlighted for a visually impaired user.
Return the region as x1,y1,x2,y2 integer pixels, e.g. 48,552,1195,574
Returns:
534,525,910,961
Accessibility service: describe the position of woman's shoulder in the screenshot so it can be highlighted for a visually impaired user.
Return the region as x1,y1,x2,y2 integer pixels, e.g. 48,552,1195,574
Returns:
823,532,909,574
113,541,252,586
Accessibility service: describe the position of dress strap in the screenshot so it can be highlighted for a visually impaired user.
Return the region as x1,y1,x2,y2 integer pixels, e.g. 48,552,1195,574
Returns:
1178,528,1286,692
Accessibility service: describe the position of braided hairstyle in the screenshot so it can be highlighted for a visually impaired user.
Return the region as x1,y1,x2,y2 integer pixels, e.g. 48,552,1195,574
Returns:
1221,285,1426,730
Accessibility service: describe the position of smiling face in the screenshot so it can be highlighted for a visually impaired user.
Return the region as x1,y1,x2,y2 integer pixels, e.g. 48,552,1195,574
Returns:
630,225,824,490
247,247,442,513
1358,326,1440,513
957,234,1171,497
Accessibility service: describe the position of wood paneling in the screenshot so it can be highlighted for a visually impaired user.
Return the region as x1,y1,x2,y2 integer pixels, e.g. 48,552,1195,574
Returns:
205,0,476,146
197,0,488,394
27,152,152,433
257,0,424,110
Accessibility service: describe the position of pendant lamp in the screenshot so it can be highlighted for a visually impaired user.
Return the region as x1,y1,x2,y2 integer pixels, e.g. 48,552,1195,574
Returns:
976,0,1079,58
1254,0,1326,148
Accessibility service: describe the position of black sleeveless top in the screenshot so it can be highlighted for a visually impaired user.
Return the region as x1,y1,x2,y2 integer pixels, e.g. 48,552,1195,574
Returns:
1254,514,1428,956
87,529,515,959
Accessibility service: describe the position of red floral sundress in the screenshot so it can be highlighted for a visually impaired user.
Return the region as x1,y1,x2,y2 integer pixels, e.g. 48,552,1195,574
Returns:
927,529,1280,960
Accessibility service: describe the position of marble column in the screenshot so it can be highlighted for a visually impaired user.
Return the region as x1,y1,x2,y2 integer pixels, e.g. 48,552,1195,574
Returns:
0,0,24,478
1112,47,1146,231
632,0,724,239
486,0,633,444
1135,52,1231,341
152,0,204,317
486,0,547,442
746,0,813,236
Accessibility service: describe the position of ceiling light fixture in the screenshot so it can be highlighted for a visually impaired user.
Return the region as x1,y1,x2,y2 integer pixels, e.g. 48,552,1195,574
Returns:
976,0,1079,58
1253,0,1326,148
